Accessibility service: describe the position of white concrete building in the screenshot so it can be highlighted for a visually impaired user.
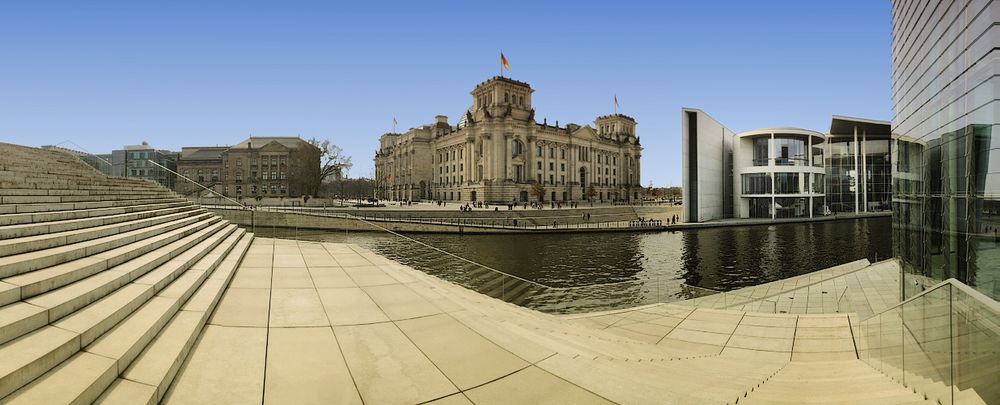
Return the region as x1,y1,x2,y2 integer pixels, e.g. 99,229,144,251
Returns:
733,128,826,219
682,108,890,222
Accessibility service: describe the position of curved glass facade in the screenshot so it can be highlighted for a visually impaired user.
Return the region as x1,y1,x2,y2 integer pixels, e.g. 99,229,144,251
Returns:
891,2,999,300
774,137,808,166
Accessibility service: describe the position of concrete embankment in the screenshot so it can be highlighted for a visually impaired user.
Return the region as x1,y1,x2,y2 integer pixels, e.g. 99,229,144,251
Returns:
204,206,672,234
319,204,678,226
670,211,891,230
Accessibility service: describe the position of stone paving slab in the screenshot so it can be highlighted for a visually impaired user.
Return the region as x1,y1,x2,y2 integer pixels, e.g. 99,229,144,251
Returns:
163,326,267,404
263,327,361,405
164,238,934,404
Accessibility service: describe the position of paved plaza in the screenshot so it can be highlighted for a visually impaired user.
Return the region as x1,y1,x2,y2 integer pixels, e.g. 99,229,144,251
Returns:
163,238,933,404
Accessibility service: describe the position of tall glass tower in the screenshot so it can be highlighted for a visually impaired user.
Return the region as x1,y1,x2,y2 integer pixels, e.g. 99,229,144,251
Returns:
891,1,1000,300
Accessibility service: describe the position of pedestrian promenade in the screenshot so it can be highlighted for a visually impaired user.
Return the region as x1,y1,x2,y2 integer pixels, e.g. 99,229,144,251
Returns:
162,238,940,404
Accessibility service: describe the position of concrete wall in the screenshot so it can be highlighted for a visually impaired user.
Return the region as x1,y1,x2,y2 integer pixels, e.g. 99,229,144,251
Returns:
681,108,734,222
205,207,670,234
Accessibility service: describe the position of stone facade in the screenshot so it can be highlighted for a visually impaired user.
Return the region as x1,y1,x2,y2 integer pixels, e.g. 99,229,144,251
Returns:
219,137,321,198
176,146,228,196
375,76,643,203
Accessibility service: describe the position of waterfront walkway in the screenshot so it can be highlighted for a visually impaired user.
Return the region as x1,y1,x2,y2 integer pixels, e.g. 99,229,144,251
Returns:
163,238,933,404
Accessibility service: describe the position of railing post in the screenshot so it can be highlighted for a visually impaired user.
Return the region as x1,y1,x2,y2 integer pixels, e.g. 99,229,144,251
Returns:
948,284,954,405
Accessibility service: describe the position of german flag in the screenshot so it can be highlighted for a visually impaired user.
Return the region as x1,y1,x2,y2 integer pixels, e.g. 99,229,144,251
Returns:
500,51,509,71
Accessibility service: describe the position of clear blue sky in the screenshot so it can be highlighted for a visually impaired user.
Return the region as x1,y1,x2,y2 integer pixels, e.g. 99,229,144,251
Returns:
0,1,890,186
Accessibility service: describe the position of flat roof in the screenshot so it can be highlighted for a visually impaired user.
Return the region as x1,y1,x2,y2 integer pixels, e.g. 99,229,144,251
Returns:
829,115,891,136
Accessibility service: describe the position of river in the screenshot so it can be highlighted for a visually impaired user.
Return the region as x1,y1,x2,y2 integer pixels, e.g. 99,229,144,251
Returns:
251,216,891,313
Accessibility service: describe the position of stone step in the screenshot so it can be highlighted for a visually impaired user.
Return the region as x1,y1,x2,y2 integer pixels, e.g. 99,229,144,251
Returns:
1,216,221,306
0,188,166,197
94,379,157,405
0,200,191,227
98,233,252,403
0,175,162,188
1,197,186,215
0,179,163,191
0,208,203,257
0,230,249,405
0,192,176,205
0,211,214,279
0,189,169,199
0,326,82,400
0,219,227,345
0,223,236,400
0,204,196,240
0,352,117,405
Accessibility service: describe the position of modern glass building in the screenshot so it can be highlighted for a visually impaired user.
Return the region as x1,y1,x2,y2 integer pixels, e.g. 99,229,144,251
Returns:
890,0,999,300
733,128,827,219
827,117,893,214
682,110,891,223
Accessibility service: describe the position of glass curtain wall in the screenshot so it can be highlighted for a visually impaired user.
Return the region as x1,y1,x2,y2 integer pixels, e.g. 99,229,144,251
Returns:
827,138,857,213
774,137,807,166
864,139,892,212
752,138,769,166
890,0,999,301
894,126,999,300
741,173,771,194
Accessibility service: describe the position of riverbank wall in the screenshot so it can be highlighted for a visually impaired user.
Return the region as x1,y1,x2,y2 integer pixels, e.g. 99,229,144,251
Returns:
205,207,668,234
670,211,891,230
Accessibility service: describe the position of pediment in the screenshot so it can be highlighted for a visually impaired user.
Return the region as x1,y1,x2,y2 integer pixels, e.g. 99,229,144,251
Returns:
571,125,598,140
258,141,290,152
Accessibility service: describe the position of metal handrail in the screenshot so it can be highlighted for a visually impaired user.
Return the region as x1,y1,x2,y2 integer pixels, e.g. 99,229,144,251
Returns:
146,160,247,208
253,207,550,289
53,140,114,167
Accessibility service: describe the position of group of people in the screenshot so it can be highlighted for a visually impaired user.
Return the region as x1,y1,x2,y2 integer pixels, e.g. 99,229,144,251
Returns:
629,218,663,227
453,200,592,211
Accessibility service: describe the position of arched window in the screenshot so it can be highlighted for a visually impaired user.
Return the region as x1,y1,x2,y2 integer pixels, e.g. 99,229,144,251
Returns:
511,139,524,155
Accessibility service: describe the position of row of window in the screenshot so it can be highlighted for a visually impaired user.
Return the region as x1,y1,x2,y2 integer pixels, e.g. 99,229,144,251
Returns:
598,123,634,136
224,156,288,168
436,142,623,165
475,91,527,108
741,173,825,195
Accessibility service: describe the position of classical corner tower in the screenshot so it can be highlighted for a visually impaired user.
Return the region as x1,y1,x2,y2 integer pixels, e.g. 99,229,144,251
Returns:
594,114,638,143
470,76,535,122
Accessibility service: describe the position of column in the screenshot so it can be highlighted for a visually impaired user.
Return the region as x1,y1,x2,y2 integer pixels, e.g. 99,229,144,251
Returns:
854,126,859,214
526,137,533,180
502,134,510,181
861,130,868,212
771,132,776,219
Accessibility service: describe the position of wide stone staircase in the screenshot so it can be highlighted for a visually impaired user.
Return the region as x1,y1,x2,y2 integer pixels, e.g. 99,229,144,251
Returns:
0,143,253,403
376,252,944,405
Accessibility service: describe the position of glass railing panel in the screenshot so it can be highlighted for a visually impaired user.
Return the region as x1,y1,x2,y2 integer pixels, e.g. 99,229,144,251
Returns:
901,285,953,405
951,285,1000,404
877,305,905,383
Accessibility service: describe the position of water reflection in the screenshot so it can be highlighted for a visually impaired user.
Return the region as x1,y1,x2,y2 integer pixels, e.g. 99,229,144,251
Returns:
261,217,890,299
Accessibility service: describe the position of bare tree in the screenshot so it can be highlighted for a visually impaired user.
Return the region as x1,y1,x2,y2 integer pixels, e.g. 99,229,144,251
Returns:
308,137,353,193
665,186,682,202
